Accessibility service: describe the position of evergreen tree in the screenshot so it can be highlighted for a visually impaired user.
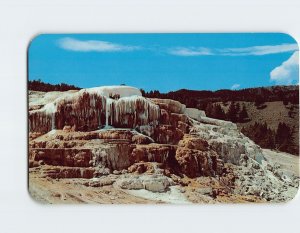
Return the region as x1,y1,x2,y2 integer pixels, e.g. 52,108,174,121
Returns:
28,79,80,92
288,105,295,118
140,89,146,96
241,122,276,150
212,104,226,120
254,95,266,109
235,102,241,114
205,102,214,117
266,128,276,148
283,98,289,106
226,101,238,122
239,104,250,122
149,90,154,97
255,95,264,106
275,122,292,151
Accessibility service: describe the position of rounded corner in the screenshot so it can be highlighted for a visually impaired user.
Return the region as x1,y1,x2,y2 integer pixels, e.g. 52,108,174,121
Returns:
27,185,47,205
278,32,299,48
283,185,300,204
27,33,45,82
27,33,44,54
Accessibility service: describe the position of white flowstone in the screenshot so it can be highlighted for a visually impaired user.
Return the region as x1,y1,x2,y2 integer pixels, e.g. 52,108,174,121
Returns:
29,86,160,133
116,174,174,193
81,85,142,98
151,98,186,114
184,108,206,121
198,116,237,130
189,117,264,164
126,186,191,204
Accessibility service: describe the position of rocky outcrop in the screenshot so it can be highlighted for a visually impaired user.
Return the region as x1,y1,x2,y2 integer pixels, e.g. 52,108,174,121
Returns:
29,148,92,167
128,162,163,174
153,125,185,144
28,87,263,177
176,148,215,177
40,166,95,179
178,135,209,151
233,153,299,202
175,135,224,178
29,86,160,133
189,118,264,164
28,86,299,203
130,144,176,164
91,143,134,171
98,129,154,144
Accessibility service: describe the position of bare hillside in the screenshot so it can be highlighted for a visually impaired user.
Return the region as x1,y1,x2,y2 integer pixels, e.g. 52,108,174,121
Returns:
220,101,299,149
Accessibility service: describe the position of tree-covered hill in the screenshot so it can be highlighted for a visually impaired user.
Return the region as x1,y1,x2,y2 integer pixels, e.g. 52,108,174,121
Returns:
28,79,80,92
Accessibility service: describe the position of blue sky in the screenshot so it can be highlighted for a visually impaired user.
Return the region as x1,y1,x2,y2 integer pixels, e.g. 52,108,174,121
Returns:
28,33,299,93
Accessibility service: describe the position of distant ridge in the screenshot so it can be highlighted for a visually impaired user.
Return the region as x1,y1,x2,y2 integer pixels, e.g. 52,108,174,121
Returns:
143,85,299,107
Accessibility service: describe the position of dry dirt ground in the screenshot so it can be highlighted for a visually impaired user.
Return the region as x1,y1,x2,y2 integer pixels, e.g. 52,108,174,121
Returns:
28,171,261,204
29,171,158,204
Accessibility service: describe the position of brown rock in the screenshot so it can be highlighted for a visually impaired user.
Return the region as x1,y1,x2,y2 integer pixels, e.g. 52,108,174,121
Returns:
98,129,153,144
177,121,190,133
92,143,134,170
153,125,184,144
175,147,221,178
29,160,40,168
178,135,209,151
40,166,95,179
130,144,176,164
29,132,44,141
175,147,207,177
29,148,92,167
98,129,133,141
131,134,153,144
128,162,162,174
160,109,170,124
170,113,189,125
63,125,73,132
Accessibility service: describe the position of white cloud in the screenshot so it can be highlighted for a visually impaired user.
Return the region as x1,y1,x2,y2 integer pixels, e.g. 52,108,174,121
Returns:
57,37,139,52
220,43,298,56
270,51,299,85
231,84,241,90
168,43,298,56
168,47,213,56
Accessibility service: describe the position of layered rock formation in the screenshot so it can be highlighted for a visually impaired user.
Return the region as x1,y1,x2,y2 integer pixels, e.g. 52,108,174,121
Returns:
28,86,299,204
29,86,160,133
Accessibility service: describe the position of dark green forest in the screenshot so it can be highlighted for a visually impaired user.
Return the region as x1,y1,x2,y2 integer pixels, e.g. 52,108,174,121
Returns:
142,85,299,108
241,122,297,155
28,79,80,92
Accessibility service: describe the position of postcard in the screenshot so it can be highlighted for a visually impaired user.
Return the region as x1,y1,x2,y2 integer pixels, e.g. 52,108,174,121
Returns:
28,33,299,204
